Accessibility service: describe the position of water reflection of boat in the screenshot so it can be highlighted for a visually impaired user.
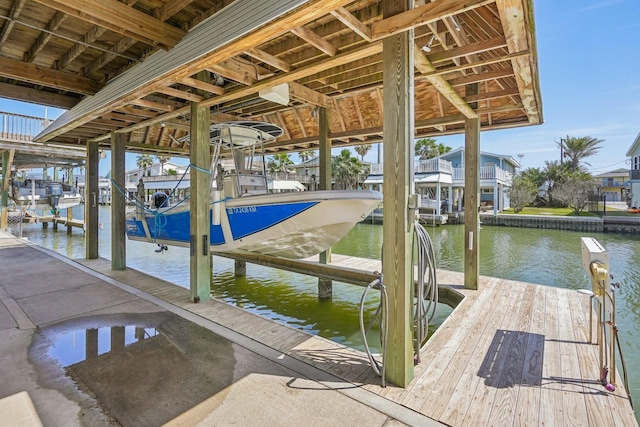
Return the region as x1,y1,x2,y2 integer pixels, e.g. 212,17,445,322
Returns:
11,179,82,211
126,121,382,259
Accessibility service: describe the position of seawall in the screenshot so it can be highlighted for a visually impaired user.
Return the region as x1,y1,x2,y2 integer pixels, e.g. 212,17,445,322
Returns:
479,213,640,233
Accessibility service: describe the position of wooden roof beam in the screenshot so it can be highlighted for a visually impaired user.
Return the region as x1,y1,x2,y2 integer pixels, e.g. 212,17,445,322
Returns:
180,76,225,96
0,55,101,95
207,59,259,86
56,26,108,71
32,0,186,49
25,11,68,63
115,106,158,119
330,7,372,42
0,82,79,109
419,44,477,118
130,98,175,112
245,48,291,72
496,0,541,124
447,67,514,86
155,86,205,103
288,82,331,108
464,87,519,103
291,26,337,57
371,0,493,40
427,36,508,64
0,0,27,46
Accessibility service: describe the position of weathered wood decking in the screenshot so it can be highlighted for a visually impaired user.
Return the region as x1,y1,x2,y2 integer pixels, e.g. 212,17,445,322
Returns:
78,254,637,427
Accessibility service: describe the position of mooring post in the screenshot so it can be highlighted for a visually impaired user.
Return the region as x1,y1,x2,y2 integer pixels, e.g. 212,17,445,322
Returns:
318,278,333,300
67,207,73,234
234,260,246,277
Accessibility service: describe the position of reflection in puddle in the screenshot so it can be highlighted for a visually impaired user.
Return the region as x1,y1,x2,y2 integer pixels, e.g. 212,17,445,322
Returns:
35,312,239,426
49,327,159,367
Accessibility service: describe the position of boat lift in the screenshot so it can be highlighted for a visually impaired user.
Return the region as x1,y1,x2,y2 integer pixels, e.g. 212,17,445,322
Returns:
580,237,632,406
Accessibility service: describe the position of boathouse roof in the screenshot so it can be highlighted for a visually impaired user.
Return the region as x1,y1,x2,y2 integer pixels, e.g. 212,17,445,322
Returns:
0,0,542,155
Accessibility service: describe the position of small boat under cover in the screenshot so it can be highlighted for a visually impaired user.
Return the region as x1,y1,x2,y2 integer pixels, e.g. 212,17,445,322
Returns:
126,121,382,259
11,180,82,211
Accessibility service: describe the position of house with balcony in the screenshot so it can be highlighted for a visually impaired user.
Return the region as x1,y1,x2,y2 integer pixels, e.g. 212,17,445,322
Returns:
626,131,640,207
593,168,630,203
365,146,520,213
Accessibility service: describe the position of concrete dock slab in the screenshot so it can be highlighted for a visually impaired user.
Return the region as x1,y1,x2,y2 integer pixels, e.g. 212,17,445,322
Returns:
0,235,442,426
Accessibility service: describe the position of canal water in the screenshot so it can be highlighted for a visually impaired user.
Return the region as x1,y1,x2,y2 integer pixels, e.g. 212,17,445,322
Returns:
9,207,640,416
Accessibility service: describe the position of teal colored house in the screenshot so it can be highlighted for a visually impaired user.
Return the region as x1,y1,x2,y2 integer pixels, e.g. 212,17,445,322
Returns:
365,146,520,214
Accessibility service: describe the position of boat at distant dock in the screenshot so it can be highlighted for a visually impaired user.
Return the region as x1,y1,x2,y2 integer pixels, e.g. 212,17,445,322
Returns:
11,179,82,211
126,121,382,259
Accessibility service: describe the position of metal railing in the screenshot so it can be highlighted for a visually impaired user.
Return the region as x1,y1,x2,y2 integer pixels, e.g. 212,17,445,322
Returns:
370,158,453,175
0,112,49,141
453,165,513,183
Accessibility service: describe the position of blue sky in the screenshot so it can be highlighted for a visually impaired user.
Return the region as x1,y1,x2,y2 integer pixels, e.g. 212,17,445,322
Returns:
2,0,638,176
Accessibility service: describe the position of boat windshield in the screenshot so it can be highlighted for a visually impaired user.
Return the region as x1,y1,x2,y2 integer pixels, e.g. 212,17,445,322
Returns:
205,122,284,198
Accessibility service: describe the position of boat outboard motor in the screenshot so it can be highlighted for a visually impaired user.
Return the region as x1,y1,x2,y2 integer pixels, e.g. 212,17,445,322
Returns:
46,182,63,210
152,191,169,209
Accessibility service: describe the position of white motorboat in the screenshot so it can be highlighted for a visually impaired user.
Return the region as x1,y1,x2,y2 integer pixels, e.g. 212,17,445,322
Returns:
126,121,382,259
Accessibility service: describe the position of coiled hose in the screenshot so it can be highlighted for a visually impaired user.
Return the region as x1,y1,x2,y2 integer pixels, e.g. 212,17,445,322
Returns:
359,220,438,384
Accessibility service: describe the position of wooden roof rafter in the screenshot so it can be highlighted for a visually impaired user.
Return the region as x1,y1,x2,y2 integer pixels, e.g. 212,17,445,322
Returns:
3,0,539,154
31,0,186,49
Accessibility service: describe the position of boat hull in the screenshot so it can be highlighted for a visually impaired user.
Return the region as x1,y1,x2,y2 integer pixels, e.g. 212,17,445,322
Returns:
12,194,82,211
126,190,382,259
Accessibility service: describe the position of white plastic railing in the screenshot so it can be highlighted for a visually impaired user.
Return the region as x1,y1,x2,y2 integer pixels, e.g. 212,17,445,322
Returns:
0,112,48,141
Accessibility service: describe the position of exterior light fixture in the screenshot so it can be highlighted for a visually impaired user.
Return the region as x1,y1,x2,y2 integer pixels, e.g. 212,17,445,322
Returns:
422,35,436,53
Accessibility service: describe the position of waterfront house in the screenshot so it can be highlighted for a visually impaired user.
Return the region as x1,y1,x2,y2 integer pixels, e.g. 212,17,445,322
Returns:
365,146,520,214
626,132,640,207
594,168,630,203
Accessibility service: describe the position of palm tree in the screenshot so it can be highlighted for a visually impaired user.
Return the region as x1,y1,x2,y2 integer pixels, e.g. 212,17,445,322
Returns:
298,150,316,163
332,149,364,189
354,144,372,162
560,136,604,171
414,138,451,160
156,155,171,175
136,154,154,177
269,153,294,176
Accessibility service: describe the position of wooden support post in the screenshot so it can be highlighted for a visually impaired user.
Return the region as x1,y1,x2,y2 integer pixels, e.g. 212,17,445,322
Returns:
234,260,246,277
85,140,100,259
318,106,332,264
67,207,73,234
382,0,414,387
111,132,126,270
1,149,14,231
111,326,125,353
318,106,333,296
464,118,480,290
189,99,211,303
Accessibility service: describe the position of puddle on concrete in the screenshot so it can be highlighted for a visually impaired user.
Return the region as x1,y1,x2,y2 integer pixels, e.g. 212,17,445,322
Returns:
48,326,160,367
32,312,242,426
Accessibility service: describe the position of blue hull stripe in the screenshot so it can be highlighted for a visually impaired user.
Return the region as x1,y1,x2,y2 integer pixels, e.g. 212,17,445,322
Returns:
226,201,317,240
126,201,318,246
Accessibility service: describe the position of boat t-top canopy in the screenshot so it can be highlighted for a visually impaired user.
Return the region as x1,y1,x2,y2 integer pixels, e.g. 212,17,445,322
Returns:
177,121,284,148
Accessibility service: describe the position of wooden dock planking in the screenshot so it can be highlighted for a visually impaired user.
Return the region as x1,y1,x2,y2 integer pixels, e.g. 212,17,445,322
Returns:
399,278,501,411
557,289,591,427
513,284,546,427
484,283,539,426
428,280,521,421
73,254,637,427
437,282,528,425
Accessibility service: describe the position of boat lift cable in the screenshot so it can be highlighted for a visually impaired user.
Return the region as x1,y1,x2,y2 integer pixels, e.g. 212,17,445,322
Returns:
359,219,438,385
